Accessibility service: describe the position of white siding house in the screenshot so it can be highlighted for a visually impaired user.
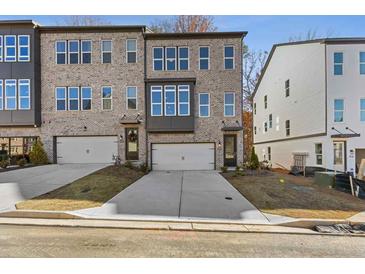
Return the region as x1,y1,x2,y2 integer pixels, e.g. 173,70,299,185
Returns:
253,38,365,175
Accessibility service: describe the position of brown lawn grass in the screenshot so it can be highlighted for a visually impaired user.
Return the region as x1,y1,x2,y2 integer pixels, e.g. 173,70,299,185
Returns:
224,171,365,219
16,165,145,211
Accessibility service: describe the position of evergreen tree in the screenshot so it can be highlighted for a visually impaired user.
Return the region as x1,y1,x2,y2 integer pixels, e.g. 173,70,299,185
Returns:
29,140,49,165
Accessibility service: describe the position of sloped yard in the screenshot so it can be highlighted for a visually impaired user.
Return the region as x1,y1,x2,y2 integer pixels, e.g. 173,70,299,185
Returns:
224,171,365,219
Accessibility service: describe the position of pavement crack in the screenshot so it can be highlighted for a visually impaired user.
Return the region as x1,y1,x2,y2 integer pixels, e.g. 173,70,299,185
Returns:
178,171,184,218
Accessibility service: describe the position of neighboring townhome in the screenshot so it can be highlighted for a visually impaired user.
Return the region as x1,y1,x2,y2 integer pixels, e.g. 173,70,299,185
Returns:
0,20,246,170
253,38,365,175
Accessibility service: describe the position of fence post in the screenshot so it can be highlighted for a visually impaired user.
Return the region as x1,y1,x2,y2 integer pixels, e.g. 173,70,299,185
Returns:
349,175,355,197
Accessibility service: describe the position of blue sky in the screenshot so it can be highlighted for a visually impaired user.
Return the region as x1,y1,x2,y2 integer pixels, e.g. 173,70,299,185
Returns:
2,15,365,52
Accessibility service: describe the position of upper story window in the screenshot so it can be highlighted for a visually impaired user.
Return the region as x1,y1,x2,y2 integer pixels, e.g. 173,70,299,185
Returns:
18,35,30,62
199,93,210,117
81,40,92,64
102,86,112,110
254,126,257,135
5,35,16,62
56,41,66,64
178,85,190,116
334,99,344,122
224,92,235,117
0,80,3,110
18,79,30,110
285,79,290,97
199,46,210,70
264,95,267,109
224,45,234,70
126,86,137,110
165,47,177,71
68,40,79,64
360,52,365,75
0,36,3,62
164,85,176,116
56,87,67,111
5,79,16,110
126,39,137,63
285,120,290,136
178,47,189,70
101,40,112,64
360,99,365,122
253,102,256,114
269,114,273,128
151,86,163,116
264,122,268,132
153,47,164,71
334,52,343,75
68,87,79,111
81,87,92,110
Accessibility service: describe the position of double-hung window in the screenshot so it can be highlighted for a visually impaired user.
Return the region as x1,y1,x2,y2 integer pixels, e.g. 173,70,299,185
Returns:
253,102,256,115
0,36,3,62
56,87,67,111
285,79,290,97
224,45,234,69
153,47,164,71
81,40,92,64
178,47,189,70
360,52,365,75
5,35,16,62
360,99,365,122
56,41,67,64
178,85,189,116
264,95,267,109
68,40,79,64
165,47,176,71
199,93,210,117
0,80,3,110
199,46,209,70
315,143,323,165
334,52,343,75
18,79,30,110
101,86,112,110
101,40,112,64
264,122,268,132
126,86,137,110
81,87,92,110
267,147,271,161
151,86,162,116
18,35,30,62
285,120,290,136
269,114,273,128
334,99,344,122
68,87,79,111
164,85,176,116
224,92,235,117
5,80,16,110
126,39,137,63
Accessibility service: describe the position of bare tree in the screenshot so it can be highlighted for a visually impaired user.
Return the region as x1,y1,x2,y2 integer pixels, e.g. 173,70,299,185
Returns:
149,15,217,33
57,16,110,26
288,28,336,42
242,47,268,111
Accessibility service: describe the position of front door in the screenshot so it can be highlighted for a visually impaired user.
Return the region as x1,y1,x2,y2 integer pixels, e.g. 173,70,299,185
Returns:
126,128,139,160
333,141,345,172
224,135,237,166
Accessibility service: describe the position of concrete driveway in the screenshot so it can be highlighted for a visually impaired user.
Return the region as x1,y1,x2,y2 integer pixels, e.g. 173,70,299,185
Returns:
75,171,270,223
0,164,107,212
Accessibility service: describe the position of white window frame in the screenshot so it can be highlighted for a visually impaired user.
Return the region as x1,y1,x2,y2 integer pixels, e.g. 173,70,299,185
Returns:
55,40,67,64
285,79,290,97
81,87,92,111
269,114,273,128
18,35,30,62
0,35,3,62
178,85,190,116
151,85,163,116
264,95,267,109
68,40,80,64
224,45,235,70
5,79,17,110
164,85,176,116
199,46,210,70
55,87,67,111
334,52,343,75
224,92,235,117
126,39,137,63
126,86,138,110
68,87,79,111
152,47,164,71
81,40,92,64
101,40,112,64
101,86,113,110
199,93,210,118
165,47,177,71
4,35,16,62
18,79,30,110
360,98,365,122
0,80,3,110
267,146,271,161
178,47,189,70
285,120,290,136
334,98,345,123
315,143,323,166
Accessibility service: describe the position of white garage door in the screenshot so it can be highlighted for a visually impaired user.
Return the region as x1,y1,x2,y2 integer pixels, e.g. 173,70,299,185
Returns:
152,143,215,171
57,136,118,164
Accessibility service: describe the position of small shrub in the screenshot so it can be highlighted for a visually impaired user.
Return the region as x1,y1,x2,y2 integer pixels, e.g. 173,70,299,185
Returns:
0,160,9,169
17,158,27,167
29,140,48,165
235,166,245,176
221,166,228,173
124,160,133,169
249,147,259,170
138,162,149,174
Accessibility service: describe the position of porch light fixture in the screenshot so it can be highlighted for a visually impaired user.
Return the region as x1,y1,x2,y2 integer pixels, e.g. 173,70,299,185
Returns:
119,135,124,142
218,141,222,148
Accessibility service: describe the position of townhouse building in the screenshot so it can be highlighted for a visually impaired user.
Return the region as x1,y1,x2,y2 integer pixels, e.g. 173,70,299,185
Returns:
254,38,365,175
0,20,246,170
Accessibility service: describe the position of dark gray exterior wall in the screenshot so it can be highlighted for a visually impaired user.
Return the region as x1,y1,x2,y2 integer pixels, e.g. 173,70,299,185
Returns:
0,22,41,127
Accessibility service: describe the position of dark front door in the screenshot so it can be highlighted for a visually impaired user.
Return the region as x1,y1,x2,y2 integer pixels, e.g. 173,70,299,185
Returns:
126,128,139,160
224,135,237,166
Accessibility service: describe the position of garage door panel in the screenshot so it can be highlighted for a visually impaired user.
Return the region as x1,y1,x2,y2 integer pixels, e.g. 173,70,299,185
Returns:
57,136,118,164
152,143,215,171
